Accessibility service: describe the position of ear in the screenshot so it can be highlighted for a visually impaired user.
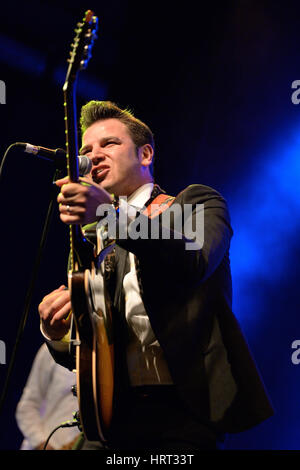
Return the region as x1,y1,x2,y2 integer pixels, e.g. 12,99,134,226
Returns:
139,144,154,169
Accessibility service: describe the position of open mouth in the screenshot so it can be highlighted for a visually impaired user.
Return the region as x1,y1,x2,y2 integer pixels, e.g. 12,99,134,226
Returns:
92,167,110,183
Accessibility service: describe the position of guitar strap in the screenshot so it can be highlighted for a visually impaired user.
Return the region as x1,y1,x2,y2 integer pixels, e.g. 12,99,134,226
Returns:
142,193,175,218
131,191,175,300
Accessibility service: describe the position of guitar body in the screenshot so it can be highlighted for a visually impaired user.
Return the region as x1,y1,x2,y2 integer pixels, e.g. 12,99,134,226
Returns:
63,11,114,442
69,271,99,440
70,267,114,442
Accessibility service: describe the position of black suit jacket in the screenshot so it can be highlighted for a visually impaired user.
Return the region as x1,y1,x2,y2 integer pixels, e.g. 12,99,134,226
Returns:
49,183,274,434
116,183,274,433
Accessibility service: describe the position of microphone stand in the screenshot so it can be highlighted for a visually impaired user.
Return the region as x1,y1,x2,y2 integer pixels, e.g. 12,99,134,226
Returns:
0,165,64,420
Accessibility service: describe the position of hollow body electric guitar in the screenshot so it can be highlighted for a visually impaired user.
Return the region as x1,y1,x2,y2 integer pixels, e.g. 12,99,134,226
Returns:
63,11,114,442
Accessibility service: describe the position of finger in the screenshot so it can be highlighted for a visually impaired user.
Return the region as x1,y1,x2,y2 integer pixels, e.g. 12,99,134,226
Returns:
79,176,112,197
50,301,72,326
49,291,71,312
41,285,66,303
80,173,93,183
40,291,70,319
59,207,85,225
57,194,87,206
60,183,88,197
59,204,86,215
55,176,70,187
78,176,93,187
62,313,72,329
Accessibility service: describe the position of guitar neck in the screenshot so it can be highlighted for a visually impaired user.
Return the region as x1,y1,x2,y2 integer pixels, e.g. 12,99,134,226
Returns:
64,82,95,273
62,10,98,272
63,84,79,183
63,83,77,271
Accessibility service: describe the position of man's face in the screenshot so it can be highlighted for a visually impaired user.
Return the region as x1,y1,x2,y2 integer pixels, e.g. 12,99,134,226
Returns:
80,118,149,196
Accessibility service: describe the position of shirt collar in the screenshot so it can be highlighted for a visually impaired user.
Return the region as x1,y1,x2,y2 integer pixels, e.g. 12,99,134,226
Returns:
127,182,154,209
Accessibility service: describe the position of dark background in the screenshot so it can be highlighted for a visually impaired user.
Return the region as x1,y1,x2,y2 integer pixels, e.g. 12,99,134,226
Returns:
0,0,300,450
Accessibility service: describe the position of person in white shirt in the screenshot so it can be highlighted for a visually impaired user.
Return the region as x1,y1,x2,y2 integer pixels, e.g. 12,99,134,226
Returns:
15,343,80,450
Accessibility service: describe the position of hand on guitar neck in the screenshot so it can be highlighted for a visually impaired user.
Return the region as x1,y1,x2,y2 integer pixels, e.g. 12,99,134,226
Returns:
56,176,112,225
38,285,72,340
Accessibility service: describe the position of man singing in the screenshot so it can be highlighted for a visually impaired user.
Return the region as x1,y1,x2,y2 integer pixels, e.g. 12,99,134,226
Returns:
39,100,273,450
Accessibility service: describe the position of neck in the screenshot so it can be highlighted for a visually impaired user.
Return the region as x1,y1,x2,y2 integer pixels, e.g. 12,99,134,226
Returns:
115,175,153,198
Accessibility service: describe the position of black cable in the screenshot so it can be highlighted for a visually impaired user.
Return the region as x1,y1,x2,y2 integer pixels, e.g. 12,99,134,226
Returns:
0,143,19,184
43,414,81,450
43,424,64,451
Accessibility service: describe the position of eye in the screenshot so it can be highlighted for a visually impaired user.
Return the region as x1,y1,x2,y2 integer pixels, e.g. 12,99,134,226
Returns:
103,139,121,147
80,148,91,156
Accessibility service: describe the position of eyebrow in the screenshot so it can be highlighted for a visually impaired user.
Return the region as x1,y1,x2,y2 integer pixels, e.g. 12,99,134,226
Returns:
79,136,122,154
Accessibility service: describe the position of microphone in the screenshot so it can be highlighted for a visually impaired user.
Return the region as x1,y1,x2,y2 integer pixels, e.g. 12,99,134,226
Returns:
15,142,92,175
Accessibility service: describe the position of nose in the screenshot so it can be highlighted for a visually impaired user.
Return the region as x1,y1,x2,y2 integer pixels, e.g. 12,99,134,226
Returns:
90,152,105,166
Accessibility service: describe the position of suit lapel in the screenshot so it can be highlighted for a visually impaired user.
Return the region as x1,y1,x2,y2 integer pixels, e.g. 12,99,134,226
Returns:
113,245,129,311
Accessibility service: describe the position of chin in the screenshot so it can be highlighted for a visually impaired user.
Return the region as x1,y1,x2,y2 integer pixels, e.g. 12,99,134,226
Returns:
99,178,132,197
100,180,117,195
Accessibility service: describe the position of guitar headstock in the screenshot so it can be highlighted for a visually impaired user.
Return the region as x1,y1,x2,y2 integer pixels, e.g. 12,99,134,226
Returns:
64,10,98,88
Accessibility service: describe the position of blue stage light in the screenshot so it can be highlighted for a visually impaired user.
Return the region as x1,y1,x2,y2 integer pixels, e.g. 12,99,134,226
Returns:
0,34,46,76
228,125,300,322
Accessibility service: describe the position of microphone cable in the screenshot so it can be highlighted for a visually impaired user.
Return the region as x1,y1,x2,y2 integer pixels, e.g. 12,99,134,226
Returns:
0,143,18,184
42,411,82,451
